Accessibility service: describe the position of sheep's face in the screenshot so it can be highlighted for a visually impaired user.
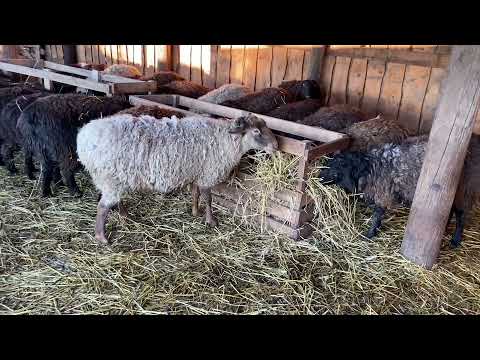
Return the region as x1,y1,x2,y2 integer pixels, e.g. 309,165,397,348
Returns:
229,115,278,154
279,80,322,101
319,152,370,193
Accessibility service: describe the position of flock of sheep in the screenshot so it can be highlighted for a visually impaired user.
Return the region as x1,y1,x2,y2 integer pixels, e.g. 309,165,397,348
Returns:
0,63,479,248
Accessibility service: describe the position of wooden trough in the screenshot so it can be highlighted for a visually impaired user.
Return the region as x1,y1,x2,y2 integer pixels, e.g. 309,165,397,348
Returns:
129,94,350,240
0,59,157,95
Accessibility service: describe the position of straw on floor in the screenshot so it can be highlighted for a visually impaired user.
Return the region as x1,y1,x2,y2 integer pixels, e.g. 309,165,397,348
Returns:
1,152,480,315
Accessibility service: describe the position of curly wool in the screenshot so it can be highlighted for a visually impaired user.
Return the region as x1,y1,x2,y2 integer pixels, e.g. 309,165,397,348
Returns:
266,99,324,122
117,105,186,119
198,84,252,104
343,115,412,151
77,115,246,206
220,87,294,114
140,71,185,85
156,80,211,98
299,104,368,131
103,64,142,79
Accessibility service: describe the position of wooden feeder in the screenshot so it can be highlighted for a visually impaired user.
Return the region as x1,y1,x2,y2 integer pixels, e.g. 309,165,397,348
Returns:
129,94,350,240
0,59,157,95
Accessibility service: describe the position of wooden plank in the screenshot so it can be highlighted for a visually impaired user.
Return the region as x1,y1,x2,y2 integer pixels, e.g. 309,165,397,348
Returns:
50,45,58,61
176,95,347,143
418,68,447,134
172,45,180,73
327,47,449,69
320,55,336,105
129,96,198,116
230,45,245,85
255,46,273,90
56,45,64,63
45,45,52,61
98,45,106,65
190,45,202,84
397,65,431,134
329,56,351,105
144,45,155,77
201,45,217,88
347,58,368,108
76,45,86,63
306,137,351,162
178,45,192,80
126,45,134,65
401,45,480,269
216,45,231,87
155,45,169,71
302,48,311,80
0,61,111,93
284,48,305,81
243,45,258,89
84,45,93,63
110,45,118,65
111,81,160,94
132,45,143,73
118,45,128,65
91,45,100,64
361,59,386,117
304,46,326,82
271,46,288,87
104,45,112,65
377,62,406,120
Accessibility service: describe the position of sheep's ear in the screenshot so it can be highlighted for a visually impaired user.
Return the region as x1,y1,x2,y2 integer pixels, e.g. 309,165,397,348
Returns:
229,117,251,134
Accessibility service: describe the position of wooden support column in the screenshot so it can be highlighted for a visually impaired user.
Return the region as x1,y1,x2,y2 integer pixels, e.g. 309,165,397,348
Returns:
306,45,326,82
401,45,480,269
62,45,77,65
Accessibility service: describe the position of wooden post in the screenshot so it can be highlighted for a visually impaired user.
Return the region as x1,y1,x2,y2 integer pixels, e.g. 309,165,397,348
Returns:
306,45,326,82
62,45,77,65
401,45,480,269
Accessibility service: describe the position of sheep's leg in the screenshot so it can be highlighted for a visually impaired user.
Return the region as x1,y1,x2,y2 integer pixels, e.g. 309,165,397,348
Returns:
53,165,65,187
39,158,54,197
95,202,112,245
62,168,82,197
192,183,200,217
200,187,218,227
1,143,17,175
365,206,385,239
24,150,37,180
0,149,4,166
450,208,465,248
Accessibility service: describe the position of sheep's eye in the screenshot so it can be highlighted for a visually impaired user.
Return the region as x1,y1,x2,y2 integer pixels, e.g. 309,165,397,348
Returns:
252,128,261,136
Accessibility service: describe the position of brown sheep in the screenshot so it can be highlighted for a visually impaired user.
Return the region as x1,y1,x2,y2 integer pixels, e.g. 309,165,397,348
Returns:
117,105,186,119
103,64,142,79
140,71,186,86
298,104,369,132
266,99,324,122
156,80,211,99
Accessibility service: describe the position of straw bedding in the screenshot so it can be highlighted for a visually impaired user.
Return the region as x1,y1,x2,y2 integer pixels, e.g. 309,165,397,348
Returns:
1,152,480,315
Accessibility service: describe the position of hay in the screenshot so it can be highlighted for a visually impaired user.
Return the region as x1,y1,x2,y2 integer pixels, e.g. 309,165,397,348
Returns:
1,153,480,315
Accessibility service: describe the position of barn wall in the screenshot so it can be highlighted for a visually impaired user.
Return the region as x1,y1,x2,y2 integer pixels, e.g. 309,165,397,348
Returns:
42,44,480,135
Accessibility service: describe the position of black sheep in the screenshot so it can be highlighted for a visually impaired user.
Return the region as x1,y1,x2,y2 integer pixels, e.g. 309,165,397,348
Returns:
156,80,211,98
266,99,324,122
278,79,324,102
220,87,295,114
16,94,131,197
0,92,52,178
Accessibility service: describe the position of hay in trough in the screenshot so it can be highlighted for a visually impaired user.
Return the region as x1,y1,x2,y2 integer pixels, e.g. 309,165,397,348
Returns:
1,152,480,315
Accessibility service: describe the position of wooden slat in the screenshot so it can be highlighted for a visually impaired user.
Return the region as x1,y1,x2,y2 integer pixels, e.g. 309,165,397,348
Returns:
45,45,52,61
126,45,134,65
144,45,155,77
397,65,431,134
347,58,368,108
327,46,449,69
104,45,112,65
302,48,312,80
190,45,202,84
76,45,86,63
56,45,64,63
98,45,106,65
111,81,157,94
172,45,180,73
284,48,305,81
202,45,217,88
84,45,93,63
91,45,100,64
118,45,128,65
329,56,351,105
320,55,336,105
361,59,386,117
271,46,288,87
306,137,351,162
110,45,118,65
255,46,273,90
216,45,231,87
155,45,169,71
243,45,258,89
418,67,447,134
51,45,58,61
178,45,192,80
230,45,245,85
377,62,406,120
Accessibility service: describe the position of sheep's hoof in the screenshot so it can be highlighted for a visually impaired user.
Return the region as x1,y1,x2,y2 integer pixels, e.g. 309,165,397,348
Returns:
95,233,109,245
364,230,377,239
450,238,462,249
206,217,218,227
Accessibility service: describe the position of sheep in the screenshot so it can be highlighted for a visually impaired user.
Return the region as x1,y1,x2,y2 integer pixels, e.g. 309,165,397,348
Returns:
156,80,211,99
140,71,185,86
343,114,413,151
71,63,107,71
103,64,142,79
265,99,324,122
16,94,131,198
198,84,252,104
278,79,324,102
318,135,480,247
220,87,295,114
116,105,186,119
77,113,278,244
298,104,369,132
0,91,52,178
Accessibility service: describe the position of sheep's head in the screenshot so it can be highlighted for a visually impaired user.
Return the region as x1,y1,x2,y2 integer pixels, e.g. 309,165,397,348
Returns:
279,80,323,102
229,115,278,154
319,152,371,193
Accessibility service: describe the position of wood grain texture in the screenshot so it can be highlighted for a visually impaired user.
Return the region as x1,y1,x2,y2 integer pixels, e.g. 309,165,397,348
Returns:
155,45,169,71
243,45,258,89
255,46,273,90
230,45,245,84
401,45,480,269
216,45,231,87
144,45,155,77
178,45,192,80
377,62,406,119
347,58,368,108
284,48,304,81
190,45,202,84
271,46,288,87
329,56,351,105
418,67,447,134
320,55,336,105
361,59,386,116
202,45,217,88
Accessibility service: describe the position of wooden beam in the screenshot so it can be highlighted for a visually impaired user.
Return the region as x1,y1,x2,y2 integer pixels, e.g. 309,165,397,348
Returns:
327,47,450,69
306,45,326,82
401,45,480,269
62,45,77,65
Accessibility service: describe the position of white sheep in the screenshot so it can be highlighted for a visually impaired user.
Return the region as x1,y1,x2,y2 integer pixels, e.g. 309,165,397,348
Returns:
77,113,278,244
